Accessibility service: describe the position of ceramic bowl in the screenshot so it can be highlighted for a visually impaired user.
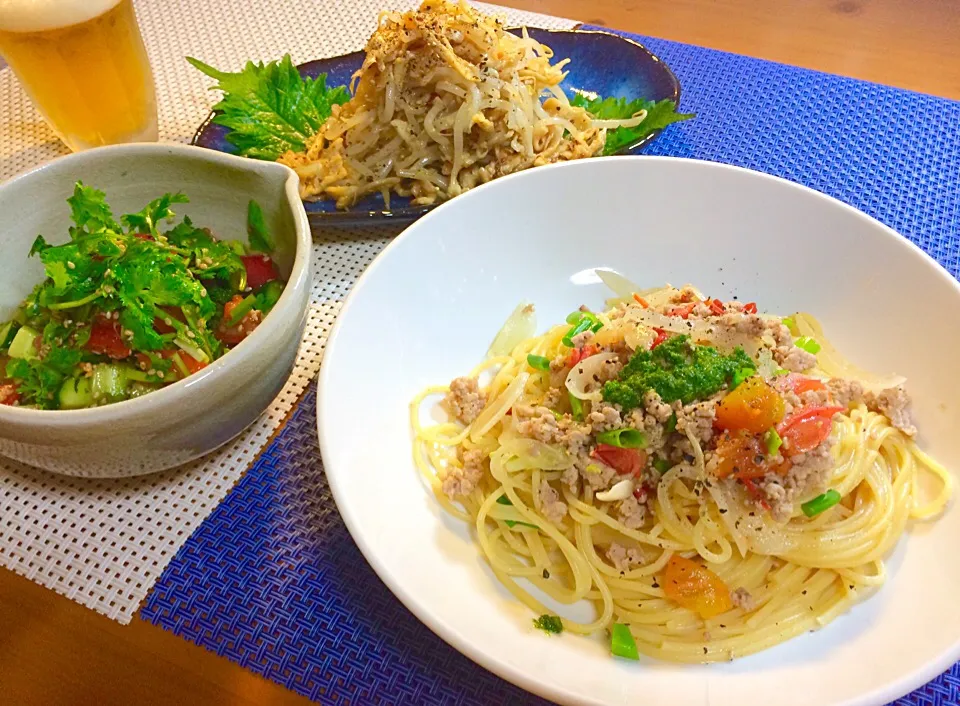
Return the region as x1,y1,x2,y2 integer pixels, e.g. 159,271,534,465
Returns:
0,143,311,478
193,28,681,227
317,156,960,706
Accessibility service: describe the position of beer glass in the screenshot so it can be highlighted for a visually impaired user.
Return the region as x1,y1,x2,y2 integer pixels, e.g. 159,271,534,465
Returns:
0,0,159,151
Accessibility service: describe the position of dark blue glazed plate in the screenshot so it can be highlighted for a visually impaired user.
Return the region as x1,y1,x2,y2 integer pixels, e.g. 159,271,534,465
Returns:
192,28,681,228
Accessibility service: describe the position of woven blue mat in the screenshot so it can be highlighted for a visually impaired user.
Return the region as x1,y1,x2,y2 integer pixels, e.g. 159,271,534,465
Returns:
141,29,960,706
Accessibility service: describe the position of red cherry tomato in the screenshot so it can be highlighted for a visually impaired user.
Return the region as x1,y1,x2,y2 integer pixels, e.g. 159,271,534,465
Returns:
592,444,647,476
241,254,279,291
777,406,845,454
86,316,131,359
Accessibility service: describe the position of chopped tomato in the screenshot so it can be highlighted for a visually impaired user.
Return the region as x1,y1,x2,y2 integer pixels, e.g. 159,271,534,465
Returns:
777,406,845,455
0,384,20,406
650,327,668,349
632,293,649,308
662,555,732,619
741,477,772,511
86,316,131,359
666,302,696,319
777,373,827,396
567,343,599,367
241,254,279,291
715,378,785,433
592,444,647,477
713,430,768,480
706,298,726,316
743,302,758,314
172,350,207,375
133,233,154,241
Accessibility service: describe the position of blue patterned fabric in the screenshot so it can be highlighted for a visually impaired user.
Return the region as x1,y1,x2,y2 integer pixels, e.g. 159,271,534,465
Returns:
141,29,960,705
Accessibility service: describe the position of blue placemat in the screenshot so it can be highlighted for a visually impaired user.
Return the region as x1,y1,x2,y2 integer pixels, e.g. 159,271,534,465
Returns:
141,29,960,706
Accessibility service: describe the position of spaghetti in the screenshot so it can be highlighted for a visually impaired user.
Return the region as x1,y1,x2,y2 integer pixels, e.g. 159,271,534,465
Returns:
278,0,644,208
410,284,952,663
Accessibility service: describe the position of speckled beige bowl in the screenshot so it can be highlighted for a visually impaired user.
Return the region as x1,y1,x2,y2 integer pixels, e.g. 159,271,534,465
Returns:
0,143,311,477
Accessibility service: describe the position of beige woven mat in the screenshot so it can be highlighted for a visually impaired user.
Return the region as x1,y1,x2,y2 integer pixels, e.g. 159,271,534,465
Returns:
0,0,576,623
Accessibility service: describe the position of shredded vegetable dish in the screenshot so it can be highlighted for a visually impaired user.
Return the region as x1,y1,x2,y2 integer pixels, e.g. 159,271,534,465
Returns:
0,183,285,410
188,0,693,209
411,277,953,663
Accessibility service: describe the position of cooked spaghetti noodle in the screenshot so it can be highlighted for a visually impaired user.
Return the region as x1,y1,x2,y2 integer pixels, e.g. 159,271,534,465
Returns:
278,0,643,207
411,283,952,663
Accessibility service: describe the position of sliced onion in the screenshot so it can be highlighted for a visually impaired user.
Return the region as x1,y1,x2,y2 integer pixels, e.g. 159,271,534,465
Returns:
470,372,529,440
624,323,655,351
487,302,536,357
596,269,642,300
500,438,573,471
756,348,778,380
622,307,762,356
596,478,635,502
565,352,618,401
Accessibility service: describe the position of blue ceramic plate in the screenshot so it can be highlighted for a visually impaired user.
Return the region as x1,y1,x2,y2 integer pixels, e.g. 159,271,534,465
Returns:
192,28,681,228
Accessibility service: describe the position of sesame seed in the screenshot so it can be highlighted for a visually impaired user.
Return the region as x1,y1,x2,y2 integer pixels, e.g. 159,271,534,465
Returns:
186,330,195,339
156,371,165,379
164,318,172,326
67,261,76,269
147,369,156,376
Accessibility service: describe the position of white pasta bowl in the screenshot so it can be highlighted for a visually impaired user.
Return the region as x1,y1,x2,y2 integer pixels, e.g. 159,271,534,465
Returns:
317,156,960,706
0,143,311,477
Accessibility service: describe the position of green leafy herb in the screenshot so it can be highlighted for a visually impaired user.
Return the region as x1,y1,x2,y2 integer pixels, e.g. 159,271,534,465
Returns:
533,614,564,635
571,93,695,155
603,335,755,410
5,348,82,410
246,200,275,253
121,193,189,236
187,55,351,160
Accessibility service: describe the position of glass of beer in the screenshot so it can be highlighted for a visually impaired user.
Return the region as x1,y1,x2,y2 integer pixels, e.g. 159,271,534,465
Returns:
0,0,158,151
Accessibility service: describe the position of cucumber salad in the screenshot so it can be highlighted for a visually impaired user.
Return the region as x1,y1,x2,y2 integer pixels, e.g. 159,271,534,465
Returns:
0,183,286,410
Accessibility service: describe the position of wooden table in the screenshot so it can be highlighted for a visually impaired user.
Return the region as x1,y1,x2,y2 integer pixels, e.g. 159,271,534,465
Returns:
2,1,957,704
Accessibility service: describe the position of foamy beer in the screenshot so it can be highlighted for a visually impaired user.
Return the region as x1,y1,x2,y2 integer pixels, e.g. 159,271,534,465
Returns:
0,0,158,151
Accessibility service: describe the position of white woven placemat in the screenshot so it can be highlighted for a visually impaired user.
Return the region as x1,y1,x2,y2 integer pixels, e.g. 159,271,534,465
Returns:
0,0,576,623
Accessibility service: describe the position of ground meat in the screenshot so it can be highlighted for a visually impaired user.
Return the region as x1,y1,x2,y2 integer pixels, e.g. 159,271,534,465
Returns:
676,398,718,443
827,378,866,408
616,495,647,529
670,286,700,304
444,377,486,424
588,403,622,433
717,312,765,336
561,466,579,493
538,481,568,524
644,390,674,423
579,452,617,491
570,330,595,348
514,405,591,456
625,408,666,452
870,386,917,436
775,344,818,372
731,587,756,612
605,542,647,572
761,435,836,520
782,387,833,417
543,386,563,408
441,448,485,498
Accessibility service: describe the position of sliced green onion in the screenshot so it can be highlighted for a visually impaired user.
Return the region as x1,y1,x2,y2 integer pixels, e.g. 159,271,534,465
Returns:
562,316,594,347
610,623,639,660
801,489,842,518
526,354,551,371
596,428,647,449
0,321,15,350
763,427,782,456
170,353,191,379
565,311,585,325
665,413,677,434
533,614,563,634
496,495,513,506
730,366,755,389
505,519,539,529
225,294,257,327
773,367,790,376
173,337,210,364
568,391,584,421
795,336,821,354
782,316,796,332
549,409,564,421
653,458,672,473
590,320,604,333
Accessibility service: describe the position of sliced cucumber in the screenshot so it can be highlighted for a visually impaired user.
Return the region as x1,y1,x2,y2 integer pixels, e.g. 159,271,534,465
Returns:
8,325,39,359
0,321,17,351
91,364,128,402
58,376,94,410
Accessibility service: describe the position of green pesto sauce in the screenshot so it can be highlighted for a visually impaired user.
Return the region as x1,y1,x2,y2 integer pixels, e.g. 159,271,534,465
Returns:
533,614,564,635
602,334,754,410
